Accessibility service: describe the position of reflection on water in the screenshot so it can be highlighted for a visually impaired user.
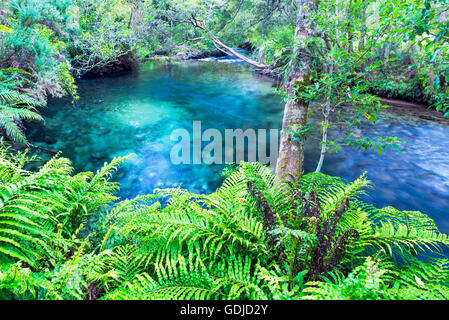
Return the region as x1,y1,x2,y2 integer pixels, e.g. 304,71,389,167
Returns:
28,60,449,233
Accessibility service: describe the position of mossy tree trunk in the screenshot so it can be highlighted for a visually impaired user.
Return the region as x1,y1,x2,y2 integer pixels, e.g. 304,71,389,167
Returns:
275,0,314,182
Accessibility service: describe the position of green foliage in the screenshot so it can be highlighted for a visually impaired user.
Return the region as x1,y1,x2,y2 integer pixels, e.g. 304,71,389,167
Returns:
0,148,448,300
0,144,125,267
299,0,405,158
0,70,42,144
0,245,108,300
302,254,449,300
252,24,295,77
98,162,449,300
0,0,448,301
9,0,75,28
137,0,295,58
0,0,77,101
302,257,389,300
285,123,313,143
0,0,80,145
373,0,449,114
70,0,140,75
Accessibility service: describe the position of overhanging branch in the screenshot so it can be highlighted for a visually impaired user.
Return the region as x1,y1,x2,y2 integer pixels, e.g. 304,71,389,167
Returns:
190,17,269,69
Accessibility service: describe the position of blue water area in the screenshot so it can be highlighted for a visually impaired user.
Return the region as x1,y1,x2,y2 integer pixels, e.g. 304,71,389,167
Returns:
28,60,284,196
28,59,449,234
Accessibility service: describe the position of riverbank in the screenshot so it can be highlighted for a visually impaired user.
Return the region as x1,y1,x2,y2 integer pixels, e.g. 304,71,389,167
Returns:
155,46,448,120
181,51,448,120
380,98,449,123
73,47,449,126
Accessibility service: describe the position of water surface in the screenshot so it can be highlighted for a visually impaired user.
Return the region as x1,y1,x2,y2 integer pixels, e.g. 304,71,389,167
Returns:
29,60,283,195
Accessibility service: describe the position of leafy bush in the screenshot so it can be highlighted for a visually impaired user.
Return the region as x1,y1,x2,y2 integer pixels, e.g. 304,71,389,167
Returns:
69,0,140,76
252,25,294,75
0,0,77,102
371,65,449,117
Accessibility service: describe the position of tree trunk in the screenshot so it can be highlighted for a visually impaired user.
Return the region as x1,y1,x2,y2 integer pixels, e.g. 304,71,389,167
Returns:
315,95,330,173
275,0,314,182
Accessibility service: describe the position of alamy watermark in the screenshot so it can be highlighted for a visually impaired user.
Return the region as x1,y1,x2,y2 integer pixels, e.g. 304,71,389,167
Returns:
170,121,279,168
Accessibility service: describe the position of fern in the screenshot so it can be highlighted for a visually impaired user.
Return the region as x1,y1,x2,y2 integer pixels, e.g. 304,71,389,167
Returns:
0,144,127,268
0,70,43,145
1,152,448,300
102,163,449,300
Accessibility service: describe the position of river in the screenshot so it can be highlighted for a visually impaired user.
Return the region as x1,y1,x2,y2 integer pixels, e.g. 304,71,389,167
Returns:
28,59,449,234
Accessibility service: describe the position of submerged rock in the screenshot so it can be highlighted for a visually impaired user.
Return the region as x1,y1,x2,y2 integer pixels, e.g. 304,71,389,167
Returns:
90,152,104,161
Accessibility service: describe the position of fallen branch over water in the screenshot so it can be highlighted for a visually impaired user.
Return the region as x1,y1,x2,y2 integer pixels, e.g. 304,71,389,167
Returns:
188,16,269,69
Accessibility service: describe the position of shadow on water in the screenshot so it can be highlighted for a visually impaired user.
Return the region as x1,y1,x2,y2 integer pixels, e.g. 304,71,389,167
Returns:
28,60,449,234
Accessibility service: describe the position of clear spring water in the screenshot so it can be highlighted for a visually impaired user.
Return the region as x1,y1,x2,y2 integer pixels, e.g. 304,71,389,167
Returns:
28,60,449,233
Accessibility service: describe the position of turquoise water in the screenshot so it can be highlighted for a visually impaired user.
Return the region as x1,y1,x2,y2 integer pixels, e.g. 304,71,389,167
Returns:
28,60,449,233
28,60,284,196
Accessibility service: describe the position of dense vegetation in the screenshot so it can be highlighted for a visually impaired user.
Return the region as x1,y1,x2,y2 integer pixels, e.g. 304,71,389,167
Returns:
1,147,449,300
0,0,449,300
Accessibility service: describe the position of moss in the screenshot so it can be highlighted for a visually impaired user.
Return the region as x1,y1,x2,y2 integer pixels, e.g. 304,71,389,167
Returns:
280,161,287,170
293,76,310,104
